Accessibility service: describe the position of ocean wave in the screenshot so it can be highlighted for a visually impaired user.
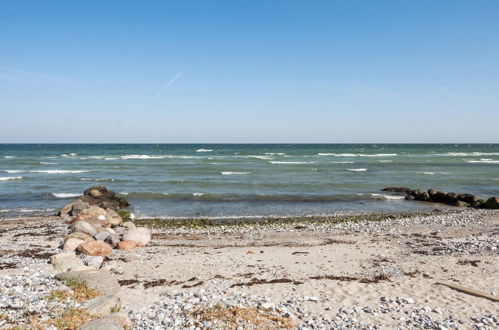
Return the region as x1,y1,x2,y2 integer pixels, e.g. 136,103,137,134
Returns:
0,207,56,213
52,193,80,198
80,178,116,182
417,171,435,175
270,161,315,164
369,193,405,200
0,176,24,181
264,152,286,156
61,153,78,157
467,159,499,164
5,170,24,173
117,191,406,203
318,153,397,157
330,161,354,164
3,156,16,159
346,168,367,172
121,154,196,160
236,155,273,160
39,162,58,165
442,152,499,157
30,170,89,174
221,171,251,175
377,160,393,163
196,149,213,152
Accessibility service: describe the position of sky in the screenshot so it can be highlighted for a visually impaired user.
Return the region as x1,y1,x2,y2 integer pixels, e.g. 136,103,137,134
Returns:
0,0,498,143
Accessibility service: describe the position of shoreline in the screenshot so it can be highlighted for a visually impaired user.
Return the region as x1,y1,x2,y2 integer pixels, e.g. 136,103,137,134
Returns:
1,208,498,328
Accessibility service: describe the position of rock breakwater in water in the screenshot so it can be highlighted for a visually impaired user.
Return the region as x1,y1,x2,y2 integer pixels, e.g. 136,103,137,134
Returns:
382,187,499,209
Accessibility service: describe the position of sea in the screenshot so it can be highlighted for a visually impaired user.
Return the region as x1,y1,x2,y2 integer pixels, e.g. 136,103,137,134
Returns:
0,144,498,219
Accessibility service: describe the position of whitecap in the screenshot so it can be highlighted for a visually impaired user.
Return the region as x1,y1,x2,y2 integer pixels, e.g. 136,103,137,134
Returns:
104,157,118,160
270,161,315,164
346,168,367,172
264,152,286,156
196,149,213,152
467,159,499,164
121,154,195,160
30,170,89,174
52,193,80,198
193,192,205,196
370,193,405,200
0,176,23,181
442,152,499,157
319,153,397,157
417,171,435,175
330,161,354,164
5,170,24,173
236,155,273,160
221,171,251,175
378,160,393,163
3,156,16,159
40,162,58,165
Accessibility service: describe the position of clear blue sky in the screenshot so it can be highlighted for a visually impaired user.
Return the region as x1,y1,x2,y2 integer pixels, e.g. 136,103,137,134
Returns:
1,0,498,143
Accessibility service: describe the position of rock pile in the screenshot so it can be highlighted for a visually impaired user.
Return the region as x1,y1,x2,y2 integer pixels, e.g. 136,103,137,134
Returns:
50,186,151,328
382,187,499,209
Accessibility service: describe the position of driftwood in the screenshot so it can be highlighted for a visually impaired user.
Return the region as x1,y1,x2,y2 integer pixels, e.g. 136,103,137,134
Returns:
436,282,499,302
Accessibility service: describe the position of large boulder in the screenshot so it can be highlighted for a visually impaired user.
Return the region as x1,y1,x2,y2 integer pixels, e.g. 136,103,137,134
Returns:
122,227,151,247
105,209,123,227
82,295,121,317
80,205,108,218
56,270,120,295
65,232,95,243
485,197,499,209
71,200,90,216
80,313,132,330
63,238,85,251
70,221,98,237
78,241,113,257
50,251,85,272
117,240,138,251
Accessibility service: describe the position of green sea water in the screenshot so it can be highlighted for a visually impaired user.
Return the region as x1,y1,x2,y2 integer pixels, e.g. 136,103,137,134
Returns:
0,144,498,218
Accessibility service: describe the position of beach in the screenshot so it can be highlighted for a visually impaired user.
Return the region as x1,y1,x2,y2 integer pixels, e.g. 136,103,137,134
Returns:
1,208,498,329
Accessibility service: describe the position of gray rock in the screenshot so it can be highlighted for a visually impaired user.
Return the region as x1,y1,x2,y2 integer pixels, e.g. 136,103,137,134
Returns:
50,251,85,272
83,295,121,316
59,202,74,217
80,313,131,330
94,231,110,241
84,256,104,269
71,221,98,237
122,221,136,229
71,199,90,216
56,270,120,295
105,233,121,247
81,205,108,217
106,208,123,227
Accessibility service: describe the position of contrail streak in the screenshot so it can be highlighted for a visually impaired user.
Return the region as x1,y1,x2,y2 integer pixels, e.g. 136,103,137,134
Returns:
155,72,182,98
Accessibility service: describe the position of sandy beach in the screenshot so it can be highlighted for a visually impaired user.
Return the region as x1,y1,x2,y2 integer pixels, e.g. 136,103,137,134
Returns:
1,208,498,329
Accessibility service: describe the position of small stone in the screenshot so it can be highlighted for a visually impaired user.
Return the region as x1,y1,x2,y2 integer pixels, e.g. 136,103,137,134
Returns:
83,295,121,316
123,252,140,262
117,240,138,250
122,227,151,247
63,238,85,251
94,231,110,241
78,241,113,257
105,233,121,247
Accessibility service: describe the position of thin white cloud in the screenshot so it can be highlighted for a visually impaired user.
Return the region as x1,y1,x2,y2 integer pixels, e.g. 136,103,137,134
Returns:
155,72,182,99
0,65,61,80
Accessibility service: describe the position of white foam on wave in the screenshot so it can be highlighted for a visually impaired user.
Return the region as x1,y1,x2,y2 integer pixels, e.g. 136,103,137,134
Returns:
370,193,405,200
417,171,435,175
52,193,80,198
319,153,397,157
31,170,89,174
264,152,286,156
196,149,213,152
441,152,499,157
221,171,251,175
236,155,273,160
270,161,315,164
193,192,205,196
330,161,354,164
5,170,24,173
121,154,196,160
378,160,393,163
3,156,16,159
40,162,58,165
467,159,499,164
346,168,367,172
0,176,23,181
81,177,115,182
61,153,78,157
